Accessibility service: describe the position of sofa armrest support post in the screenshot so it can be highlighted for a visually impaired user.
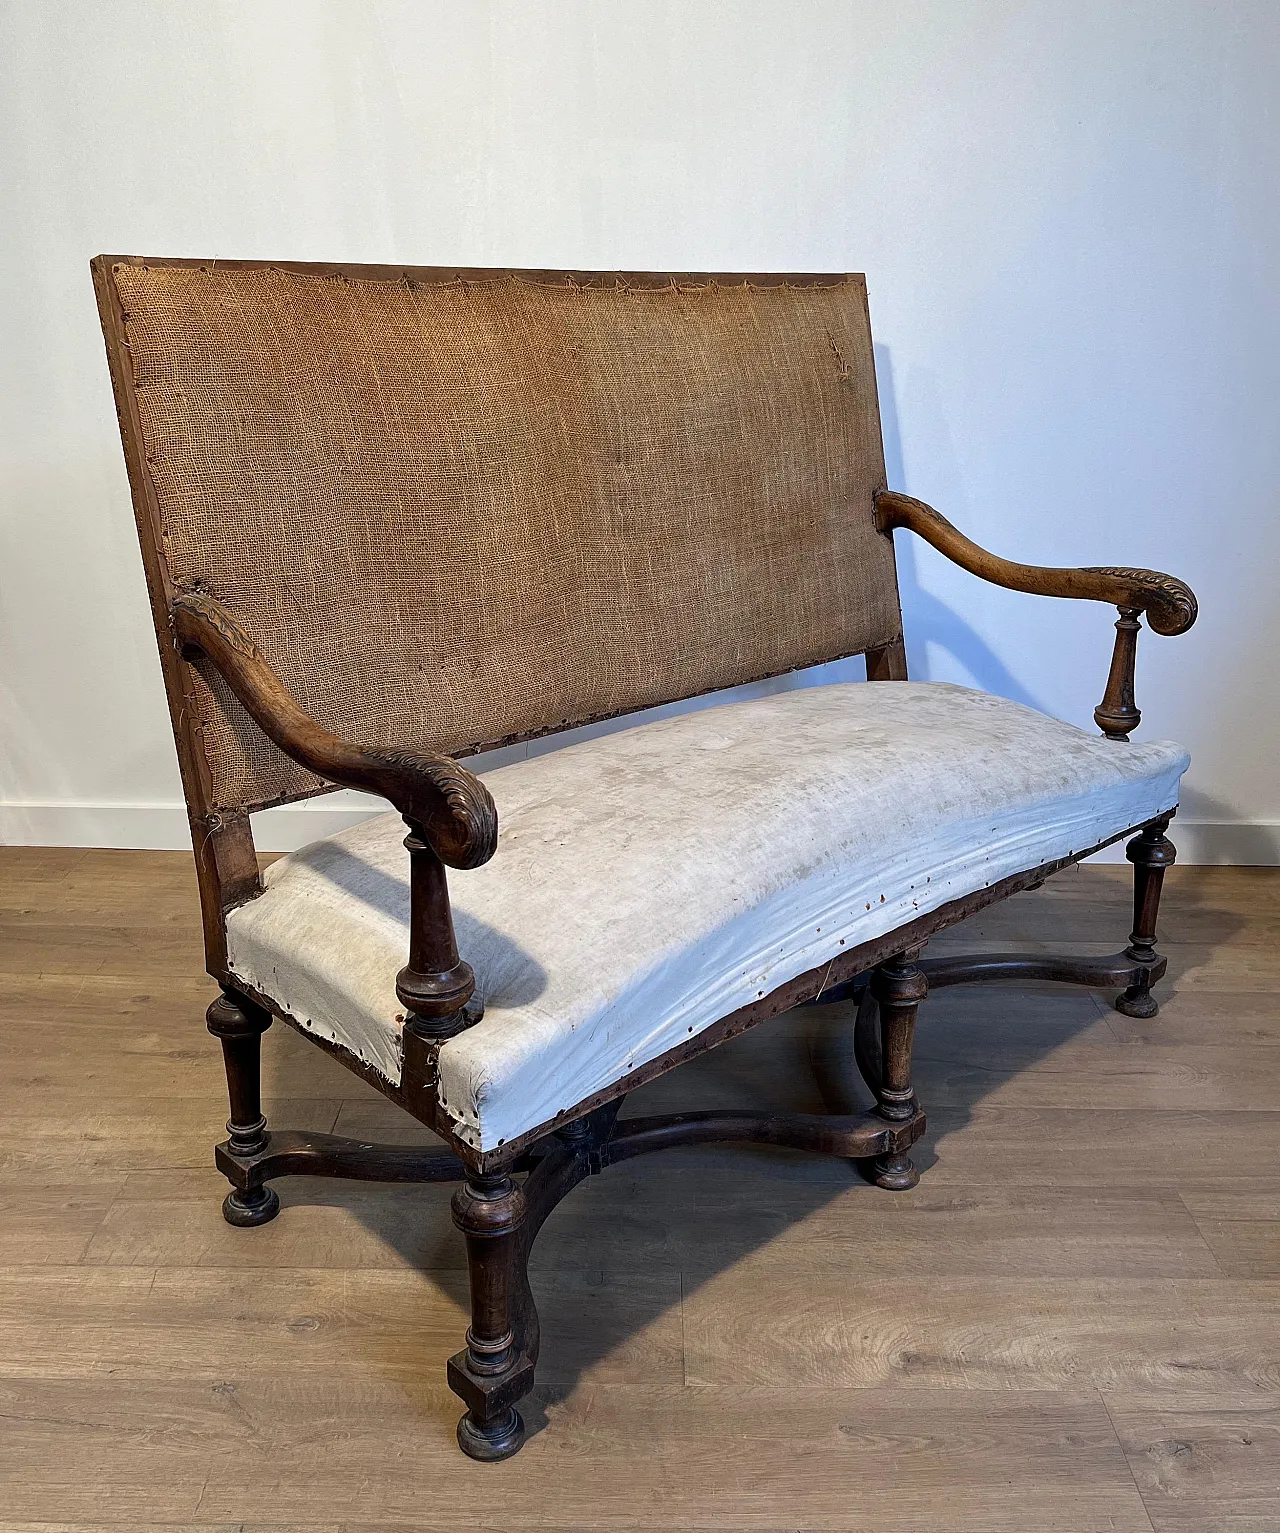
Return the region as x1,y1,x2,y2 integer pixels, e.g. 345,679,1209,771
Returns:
171,592,496,1043
1094,608,1143,741
396,821,478,1040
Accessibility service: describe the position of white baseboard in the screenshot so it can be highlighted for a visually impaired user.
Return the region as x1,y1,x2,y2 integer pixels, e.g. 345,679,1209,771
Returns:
2,800,1277,864
1083,819,1279,867
1202,821,1280,865
0,796,386,853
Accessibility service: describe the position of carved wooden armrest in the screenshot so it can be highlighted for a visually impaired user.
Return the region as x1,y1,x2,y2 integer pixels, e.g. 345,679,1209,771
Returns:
172,591,496,1037
172,593,497,866
873,491,1198,739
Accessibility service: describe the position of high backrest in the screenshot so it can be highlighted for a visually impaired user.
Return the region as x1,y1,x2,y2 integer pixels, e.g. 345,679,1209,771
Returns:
96,259,902,816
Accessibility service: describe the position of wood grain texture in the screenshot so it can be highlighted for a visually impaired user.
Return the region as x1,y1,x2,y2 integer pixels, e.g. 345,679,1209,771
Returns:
1106,1393,1280,1530
681,1268,1280,1391
0,849,1276,1526
873,489,1197,634
171,595,498,875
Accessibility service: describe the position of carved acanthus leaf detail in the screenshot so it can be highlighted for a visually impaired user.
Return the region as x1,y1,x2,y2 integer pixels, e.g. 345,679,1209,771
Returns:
169,591,498,870
1082,568,1198,636
366,747,498,869
172,592,263,660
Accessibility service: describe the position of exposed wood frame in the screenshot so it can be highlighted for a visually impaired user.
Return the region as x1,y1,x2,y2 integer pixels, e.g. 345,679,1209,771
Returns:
873,490,1197,740
210,812,1177,1459
218,812,1171,1179
873,490,1197,634
96,252,870,289
92,253,1199,1461
90,253,906,984
171,595,497,871
90,258,263,973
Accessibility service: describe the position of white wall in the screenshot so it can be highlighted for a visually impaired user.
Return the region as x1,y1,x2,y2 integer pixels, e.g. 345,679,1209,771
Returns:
1,0,1277,861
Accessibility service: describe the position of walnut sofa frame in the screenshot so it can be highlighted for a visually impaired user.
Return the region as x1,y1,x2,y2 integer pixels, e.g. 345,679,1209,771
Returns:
93,257,1197,1462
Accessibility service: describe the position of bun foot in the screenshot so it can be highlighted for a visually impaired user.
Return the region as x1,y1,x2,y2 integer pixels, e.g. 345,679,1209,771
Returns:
222,1184,280,1227
874,1151,920,1191
457,1406,525,1462
1115,985,1159,1019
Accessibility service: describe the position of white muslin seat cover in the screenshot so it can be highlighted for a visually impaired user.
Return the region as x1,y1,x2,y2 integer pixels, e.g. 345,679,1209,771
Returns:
226,682,1189,1151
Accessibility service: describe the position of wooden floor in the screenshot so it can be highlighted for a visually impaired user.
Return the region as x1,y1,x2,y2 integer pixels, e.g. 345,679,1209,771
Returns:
1,848,1277,1531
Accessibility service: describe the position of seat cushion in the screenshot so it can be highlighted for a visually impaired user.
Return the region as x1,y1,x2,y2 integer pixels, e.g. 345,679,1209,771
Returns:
225,682,1189,1151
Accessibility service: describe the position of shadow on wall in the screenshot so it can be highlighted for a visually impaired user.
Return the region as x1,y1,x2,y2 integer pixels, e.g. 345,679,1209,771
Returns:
1174,786,1280,865
872,343,1047,715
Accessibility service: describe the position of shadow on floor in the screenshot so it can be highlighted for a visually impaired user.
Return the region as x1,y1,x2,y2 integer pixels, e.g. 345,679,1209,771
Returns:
263,861,1247,1444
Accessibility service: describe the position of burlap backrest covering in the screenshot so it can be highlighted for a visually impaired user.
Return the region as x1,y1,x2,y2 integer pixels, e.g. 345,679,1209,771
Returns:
111,263,902,812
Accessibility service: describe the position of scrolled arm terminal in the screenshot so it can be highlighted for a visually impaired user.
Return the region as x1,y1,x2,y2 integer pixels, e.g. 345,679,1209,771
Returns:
170,592,498,869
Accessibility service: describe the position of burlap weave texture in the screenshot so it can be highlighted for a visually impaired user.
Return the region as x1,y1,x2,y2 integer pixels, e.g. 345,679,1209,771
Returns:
114,264,901,811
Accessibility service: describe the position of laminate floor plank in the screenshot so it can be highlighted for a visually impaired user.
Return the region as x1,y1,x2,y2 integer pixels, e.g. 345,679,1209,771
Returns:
1105,988,1280,1046
0,1264,683,1387
116,1381,1166,1531
0,920,207,981
917,1105,1280,1187
0,1096,343,1179
1106,1393,1280,1531
0,972,213,1024
913,1043,1280,1112
0,1377,1157,1529
0,1181,125,1264
681,1269,1280,1393
1179,1181,1280,1222
0,847,1276,1530
0,845,91,882
1184,1218,1280,1279
0,978,356,1100
80,1168,1222,1279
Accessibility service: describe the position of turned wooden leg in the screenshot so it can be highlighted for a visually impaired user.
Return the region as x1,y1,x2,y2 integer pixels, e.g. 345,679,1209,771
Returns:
449,1172,536,1461
1116,818,1177,1019
868,951,927,1190
206,989,280,1227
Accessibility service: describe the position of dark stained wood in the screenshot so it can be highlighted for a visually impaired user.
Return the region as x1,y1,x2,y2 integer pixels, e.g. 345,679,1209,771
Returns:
604,1105,925,1164
873,488,1198,757
443,1095,929,1456
867,952,927,1189
865,635,909,681
395,823,478,1039
1094,607,1144,739
1116,817,1177,1018
853,983,882,1093
90,258,253,976
210,1072,924,1457
174,591,492,1040
195,809,261,914
448,1172,535,1460
918,949,1168,990
204,989,278,1226
213,1127,469,1190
